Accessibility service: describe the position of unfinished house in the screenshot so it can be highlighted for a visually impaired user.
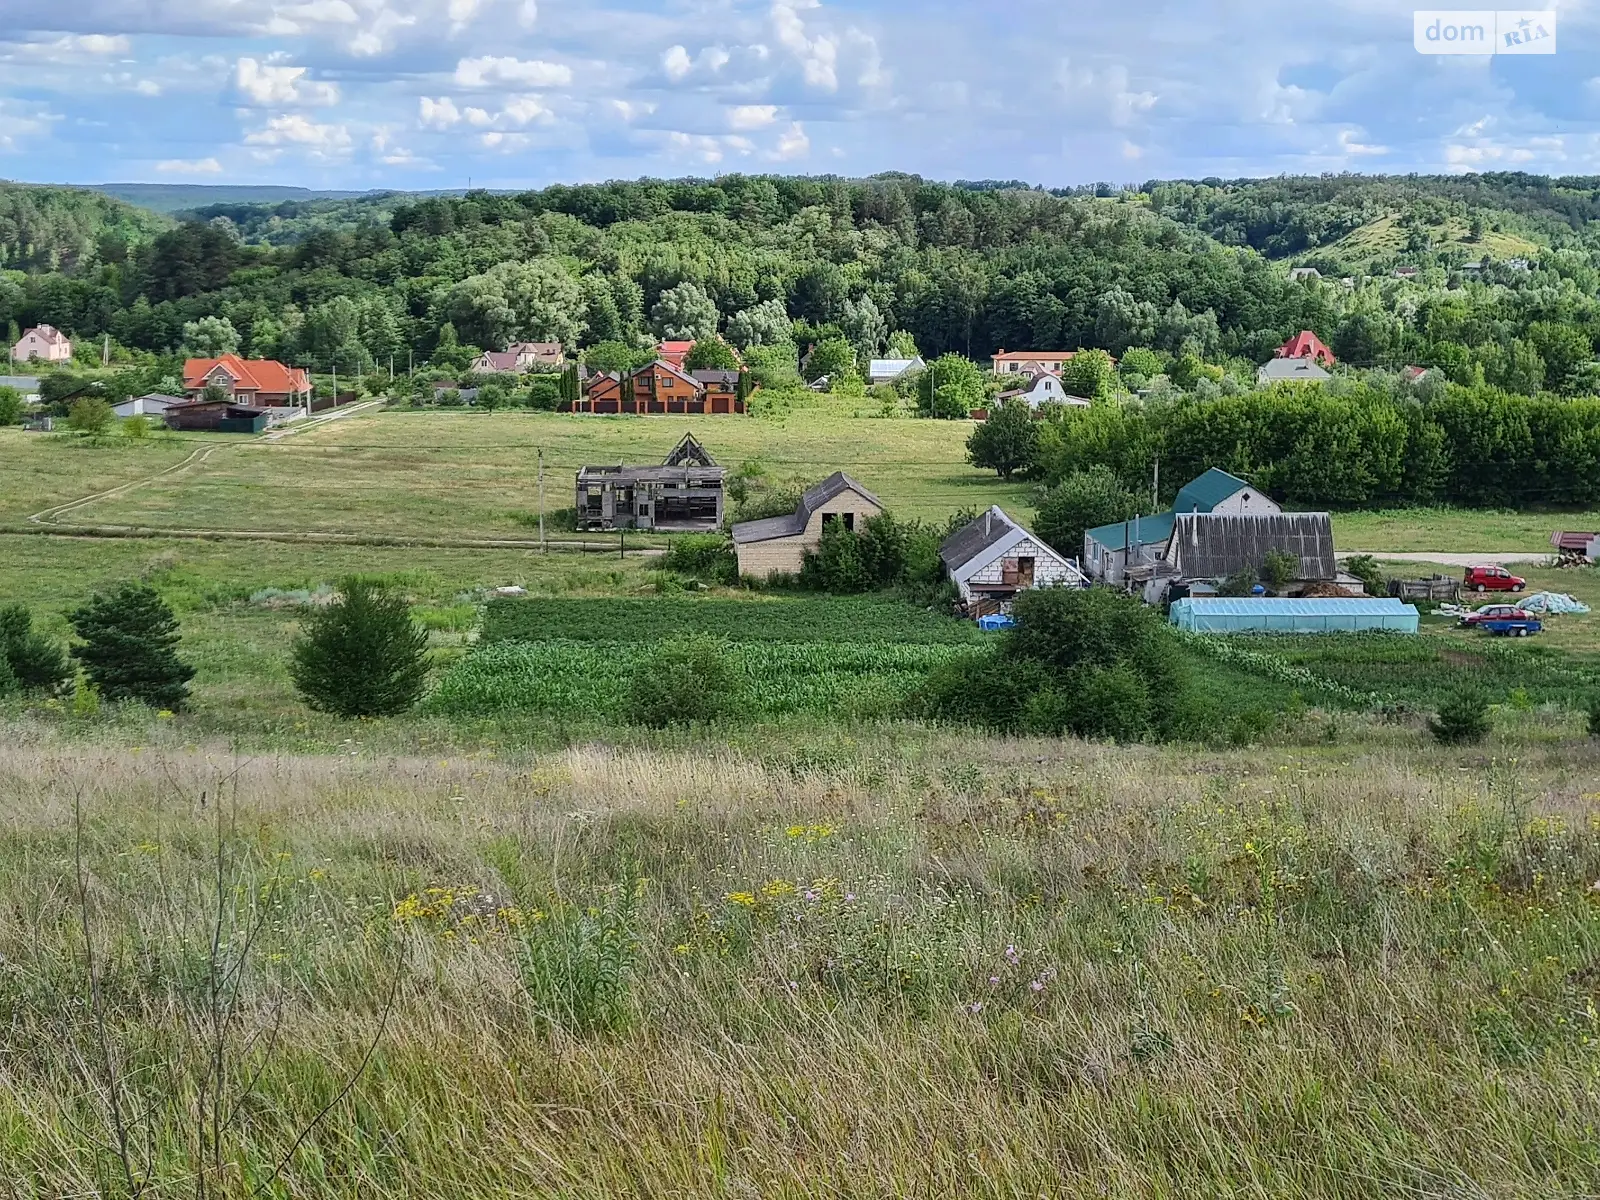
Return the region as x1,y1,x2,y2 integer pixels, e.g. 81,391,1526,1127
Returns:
939,506,1087,615
574,433,725,532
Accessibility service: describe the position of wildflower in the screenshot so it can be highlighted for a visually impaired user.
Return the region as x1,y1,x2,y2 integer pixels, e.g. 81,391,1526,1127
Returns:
673,943,691,955
761,879,797,899
156,709,174,720
988,975,1000,986
803,888,820,902
844,892,857,903
968,1001,983,1014
787,980,798,991
1030,979,1044,993
1004,944,1021,965
725,891,757,907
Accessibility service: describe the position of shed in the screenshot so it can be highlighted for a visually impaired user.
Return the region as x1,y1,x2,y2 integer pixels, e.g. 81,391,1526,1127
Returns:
1165,512,1337,586
1170,597,1419,634
939,506,1086,610
732,472,882,579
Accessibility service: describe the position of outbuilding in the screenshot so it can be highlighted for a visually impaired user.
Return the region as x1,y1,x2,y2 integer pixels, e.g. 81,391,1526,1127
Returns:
939,506,1086,613
732,472,883,580
1170,596,1419,634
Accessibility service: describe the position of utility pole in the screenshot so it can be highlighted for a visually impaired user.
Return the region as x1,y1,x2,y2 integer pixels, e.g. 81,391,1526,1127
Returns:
102,333,109,367
331,361,337,408
537,448,546,553
1152,455,1160,511
389,354,394,382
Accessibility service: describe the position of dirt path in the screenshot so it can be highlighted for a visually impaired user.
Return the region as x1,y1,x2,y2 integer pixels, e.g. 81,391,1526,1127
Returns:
18,400,659,555
1337,551,1549,566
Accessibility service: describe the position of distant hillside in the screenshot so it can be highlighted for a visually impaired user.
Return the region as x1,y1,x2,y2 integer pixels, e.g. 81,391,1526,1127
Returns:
1321,212,1542,271
0,182,170,273
88,183,386,214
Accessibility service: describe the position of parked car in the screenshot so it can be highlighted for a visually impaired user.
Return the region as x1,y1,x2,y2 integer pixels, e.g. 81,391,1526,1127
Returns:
1459,603,1531,627
1463,565,1525,593
1480,615,1542,637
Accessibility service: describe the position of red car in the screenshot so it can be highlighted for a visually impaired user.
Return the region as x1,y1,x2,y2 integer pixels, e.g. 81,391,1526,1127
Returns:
1463,565,1526,593
1459,603,1530,627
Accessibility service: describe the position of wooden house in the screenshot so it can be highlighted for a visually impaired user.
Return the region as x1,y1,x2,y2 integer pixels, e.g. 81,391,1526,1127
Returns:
939,507,1086,613
575,433,725,531
732,472,882,579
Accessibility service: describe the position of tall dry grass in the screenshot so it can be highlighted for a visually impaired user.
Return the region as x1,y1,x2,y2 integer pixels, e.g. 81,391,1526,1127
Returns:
3,729,1600,1196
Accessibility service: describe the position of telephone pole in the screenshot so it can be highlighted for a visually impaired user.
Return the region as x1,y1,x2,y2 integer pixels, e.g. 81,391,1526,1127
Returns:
1152,455,1160,511
537,448,546,553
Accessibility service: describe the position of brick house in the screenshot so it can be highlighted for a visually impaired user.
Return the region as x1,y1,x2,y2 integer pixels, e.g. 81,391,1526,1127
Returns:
573,360,747,415
183,354,313,408
731,472,882,579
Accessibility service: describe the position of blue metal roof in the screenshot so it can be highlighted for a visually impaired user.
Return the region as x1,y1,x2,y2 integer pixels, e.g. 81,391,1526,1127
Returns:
1181,597,1413,615
1173,467,1253,513
1084,510,1175,552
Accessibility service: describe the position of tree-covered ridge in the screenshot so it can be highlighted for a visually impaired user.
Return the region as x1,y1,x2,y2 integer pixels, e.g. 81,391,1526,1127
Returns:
0,183,171,273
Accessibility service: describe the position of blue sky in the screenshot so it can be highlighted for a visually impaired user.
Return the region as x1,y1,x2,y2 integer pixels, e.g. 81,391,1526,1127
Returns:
2,0,1598,188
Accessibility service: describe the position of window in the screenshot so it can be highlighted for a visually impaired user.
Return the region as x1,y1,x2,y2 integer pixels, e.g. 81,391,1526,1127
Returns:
843,512,855,531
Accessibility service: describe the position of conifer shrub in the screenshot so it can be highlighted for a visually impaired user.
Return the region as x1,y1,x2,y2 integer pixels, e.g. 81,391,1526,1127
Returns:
0,604,72,694
290,579,429,717
68,583,195,710
1429,687,1492,746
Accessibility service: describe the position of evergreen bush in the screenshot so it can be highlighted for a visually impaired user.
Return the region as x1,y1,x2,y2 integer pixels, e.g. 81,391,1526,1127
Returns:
0,604,73,694
1429,687,1492,745
68,583,195,709
290,579,429,717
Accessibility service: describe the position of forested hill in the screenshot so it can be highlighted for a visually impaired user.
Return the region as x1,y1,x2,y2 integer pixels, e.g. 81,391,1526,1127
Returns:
3,171,1600,389
0,183,170,273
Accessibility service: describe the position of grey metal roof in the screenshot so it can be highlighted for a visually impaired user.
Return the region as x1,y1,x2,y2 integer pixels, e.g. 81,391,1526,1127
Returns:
939,506,1018,570
731,471,881,545
1257,358,1331,381
577,465,726,485
1168,512,1337,581
690,369,739,385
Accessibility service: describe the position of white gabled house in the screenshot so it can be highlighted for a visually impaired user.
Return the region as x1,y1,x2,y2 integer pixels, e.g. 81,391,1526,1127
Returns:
939,506,1087,611
997,372,1089,410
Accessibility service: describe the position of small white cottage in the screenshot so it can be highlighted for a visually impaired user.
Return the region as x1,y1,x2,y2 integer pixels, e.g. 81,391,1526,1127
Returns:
939,506,1087,610
997,372,1090,410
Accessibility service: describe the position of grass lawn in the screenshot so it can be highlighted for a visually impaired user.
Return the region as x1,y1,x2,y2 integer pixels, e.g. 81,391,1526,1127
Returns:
40,407,1032,540
1333,507,1600,553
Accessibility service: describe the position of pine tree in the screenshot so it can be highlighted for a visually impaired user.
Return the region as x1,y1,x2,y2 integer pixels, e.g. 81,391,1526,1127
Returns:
0,603,72,693
290,580,429,717
68,583,195,709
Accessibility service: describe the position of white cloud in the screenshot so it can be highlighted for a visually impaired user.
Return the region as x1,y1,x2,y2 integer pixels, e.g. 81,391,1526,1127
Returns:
668,131,728,164
243,113,353,157
464,106,494,126
155,157,223,174
135,79,162,96
772,0,838,90
519,0,538,27
728,104,778,130
419,95,462,128
372,127,427,166
702,46,730,72
235,57,340,106
1338,128,1387,156
63,33,130,55
454,55,571,88
609,99,655,122
502,95,548,124
479,131,531,151
662,45,692,81
273,0,357,24
772,120,809,160
1121,139,1143,159
447,0,481,30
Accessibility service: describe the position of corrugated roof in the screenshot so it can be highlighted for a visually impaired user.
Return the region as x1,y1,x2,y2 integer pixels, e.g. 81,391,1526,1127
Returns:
939,506,1018,570
731,471,881,545
1257,358,1331,381
1173,468,1253,513
1169,512,1337,581
731,512,805,544
1085,511,1175,553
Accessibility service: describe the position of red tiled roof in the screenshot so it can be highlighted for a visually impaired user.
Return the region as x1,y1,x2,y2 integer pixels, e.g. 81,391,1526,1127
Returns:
657,341,694,366
1273,331,1336,365
183,354,311,397
992,349,1076,362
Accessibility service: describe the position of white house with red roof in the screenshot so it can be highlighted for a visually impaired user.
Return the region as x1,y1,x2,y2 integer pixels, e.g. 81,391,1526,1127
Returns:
12,324,72,363
1272,330,1336,366
183,354,313,410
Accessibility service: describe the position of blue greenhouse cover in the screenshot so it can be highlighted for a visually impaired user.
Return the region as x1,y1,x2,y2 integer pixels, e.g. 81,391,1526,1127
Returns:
1170,596,1419,634
977,613,1016,631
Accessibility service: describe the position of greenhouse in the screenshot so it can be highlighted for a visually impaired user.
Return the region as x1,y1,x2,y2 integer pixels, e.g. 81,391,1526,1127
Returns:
1170,596,1420,634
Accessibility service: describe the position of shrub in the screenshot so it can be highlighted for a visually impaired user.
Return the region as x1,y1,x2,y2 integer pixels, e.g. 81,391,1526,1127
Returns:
1586,694,1600,738
0,386,23,426
913,651,1054,733
661,534,737,585
67,396,113,436
1065,663,1154,741
1429,687,1492,745
626,635,741,727
684,338,740,372
1218,567,1260,597
290,579,430,717
0,604,73,694
1344,553,1386,597
121,415,151,439
1261,548,1299,591
800,521,872,593
68,583,195,710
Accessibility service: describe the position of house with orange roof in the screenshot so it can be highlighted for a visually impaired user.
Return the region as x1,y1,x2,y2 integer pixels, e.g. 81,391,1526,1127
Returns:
991,349,1081,377
656,341,695,369
183,354,313,410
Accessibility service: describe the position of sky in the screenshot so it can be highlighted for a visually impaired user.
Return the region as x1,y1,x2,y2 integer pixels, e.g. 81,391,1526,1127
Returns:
2,0,1599,190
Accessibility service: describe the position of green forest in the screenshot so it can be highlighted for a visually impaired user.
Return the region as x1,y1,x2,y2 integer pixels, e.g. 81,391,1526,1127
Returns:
5,171,1600,507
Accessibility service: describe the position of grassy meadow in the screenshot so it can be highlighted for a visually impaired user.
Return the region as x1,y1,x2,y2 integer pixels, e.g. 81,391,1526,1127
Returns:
35,407,1033,540
7,732,1600,1196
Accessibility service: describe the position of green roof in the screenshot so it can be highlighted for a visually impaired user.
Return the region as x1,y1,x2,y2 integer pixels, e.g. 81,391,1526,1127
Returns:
1084,510,1174,553
1173,468,1253,513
